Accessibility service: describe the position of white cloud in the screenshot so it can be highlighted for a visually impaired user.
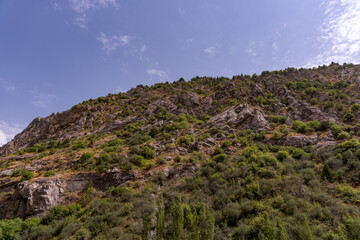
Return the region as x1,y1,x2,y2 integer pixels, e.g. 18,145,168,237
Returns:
30,91,56,108
0,121,22,146
179,8,185,16
272,42,278,51
54,0,119,28
0,80,16,92
204,46,216,55
97,32,132,55
306,0,360,67
53,2,62,10
73,16,87,28
246,41,264,57
140,44,146,53
69,0,118,15
147,69,168,81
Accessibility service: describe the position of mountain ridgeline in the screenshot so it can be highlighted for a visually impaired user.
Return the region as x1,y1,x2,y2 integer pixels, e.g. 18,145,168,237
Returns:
2,63,360,239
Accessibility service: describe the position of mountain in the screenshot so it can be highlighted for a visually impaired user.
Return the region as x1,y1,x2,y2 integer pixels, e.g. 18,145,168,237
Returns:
1,62,360,239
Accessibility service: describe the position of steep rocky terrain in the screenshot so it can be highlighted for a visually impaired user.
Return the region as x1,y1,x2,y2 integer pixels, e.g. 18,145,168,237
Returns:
2,63,360,239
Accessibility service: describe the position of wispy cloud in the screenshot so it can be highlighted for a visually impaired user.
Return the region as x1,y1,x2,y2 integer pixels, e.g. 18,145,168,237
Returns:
0,80,16,92
147,69,168,81
0,121,22,146
30,91,56,108
54,0,119,28
178,8,185,16
306,0,360,67
246,41,264,57
204,46,216,55
97,32,132,55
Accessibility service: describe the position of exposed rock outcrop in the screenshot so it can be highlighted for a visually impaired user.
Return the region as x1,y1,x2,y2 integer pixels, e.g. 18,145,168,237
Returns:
207,104,269,131
0,172,136,218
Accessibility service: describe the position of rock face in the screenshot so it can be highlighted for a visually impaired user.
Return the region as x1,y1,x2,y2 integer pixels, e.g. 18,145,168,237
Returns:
207,104,269,131
0,172,136,218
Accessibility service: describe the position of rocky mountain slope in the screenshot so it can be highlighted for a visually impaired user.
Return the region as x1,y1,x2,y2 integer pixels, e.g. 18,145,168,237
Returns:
1,62,360,239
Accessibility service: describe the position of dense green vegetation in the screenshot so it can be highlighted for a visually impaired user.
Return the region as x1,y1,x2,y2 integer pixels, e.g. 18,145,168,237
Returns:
3,139,360,239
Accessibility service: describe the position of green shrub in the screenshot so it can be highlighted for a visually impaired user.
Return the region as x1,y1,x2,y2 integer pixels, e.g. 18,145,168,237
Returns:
304,87,318,95
344,110,354,122
310,98,318,105
257,96,267,105
213,154,227,163
72,141,87,150
213,147,224,155
102,138,122,147
221,141,232,148
13,168,34,181
125,133,152,146
141,146,156,159
130,155,144,166
0,218,23,240
277,150,290,161
270,115,287,124
351,104,360,112
174,155,181,163
177,135,195,146
337,131,350,140
292,120,308,133
272,131,282,140
41,205,68,225
230,99,237,106
44,170,56,177
79,152,94,164
325,101,334,109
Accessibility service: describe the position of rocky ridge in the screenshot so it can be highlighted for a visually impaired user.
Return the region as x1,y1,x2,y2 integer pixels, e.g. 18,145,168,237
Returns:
1,63,360,239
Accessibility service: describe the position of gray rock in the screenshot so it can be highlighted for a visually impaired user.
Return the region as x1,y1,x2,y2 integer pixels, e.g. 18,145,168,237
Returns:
284,135,318,147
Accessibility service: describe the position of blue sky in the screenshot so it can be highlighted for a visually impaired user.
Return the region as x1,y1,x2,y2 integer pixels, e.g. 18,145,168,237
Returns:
1,0,360,145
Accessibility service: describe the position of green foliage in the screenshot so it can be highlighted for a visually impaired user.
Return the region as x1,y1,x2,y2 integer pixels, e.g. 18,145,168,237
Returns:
130,155,145,166
337,131,350,140
171,201,184,240
140,146,156,159
213,153,227,163
321,163,333,181
221,140,231,148
0,218,23,240
229,98,237,106
257,96,267,105
125,133,152,146
344,110,354,122
309,98,318,105
72,141,87,150
79,152,93,164
177,135,195,146
351,104,360,112
270,115,287,125
292,120,329,133
213,147,224,155
13,168,34,181
44,170,56,177
156,194,165,240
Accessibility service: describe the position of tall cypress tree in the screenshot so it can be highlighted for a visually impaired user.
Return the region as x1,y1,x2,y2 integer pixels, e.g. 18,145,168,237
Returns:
156,194,165,240
171,201,184,240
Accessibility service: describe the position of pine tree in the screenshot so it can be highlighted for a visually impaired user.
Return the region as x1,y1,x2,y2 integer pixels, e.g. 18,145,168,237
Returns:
276,219,288,240
199,202,215,240
261,212,277,240
297,215,313,240
171,201,184,240
321,163,333,181
156,194,165,240
141,213,151,240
